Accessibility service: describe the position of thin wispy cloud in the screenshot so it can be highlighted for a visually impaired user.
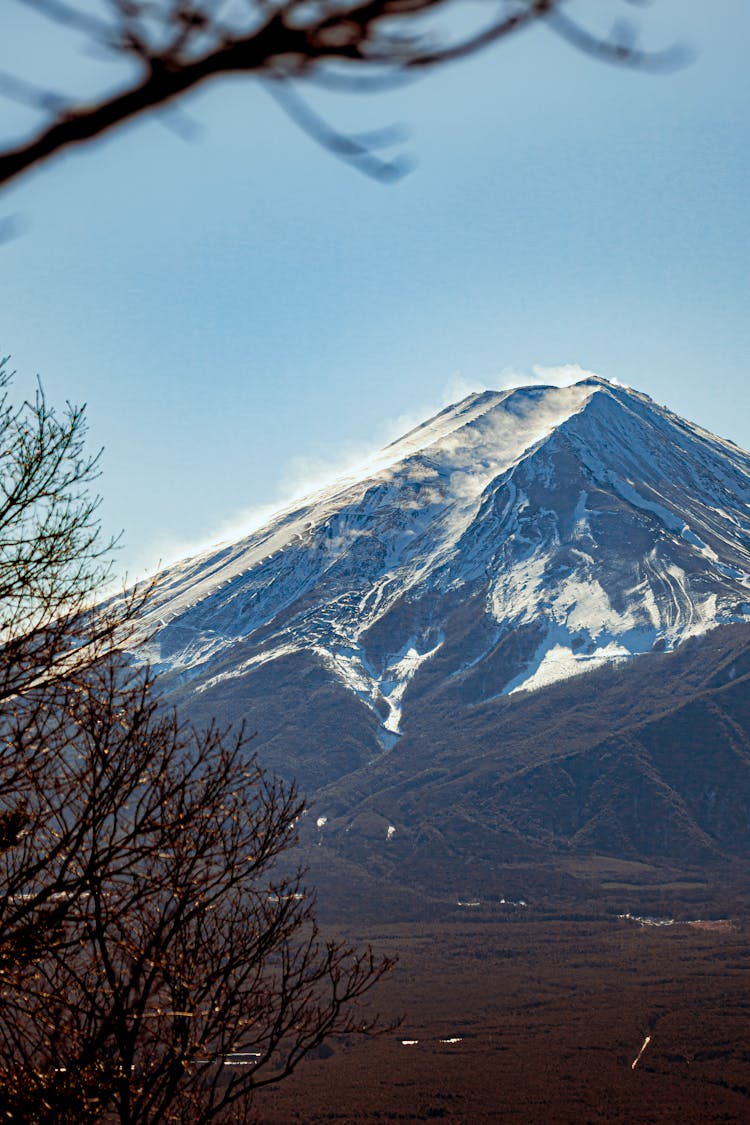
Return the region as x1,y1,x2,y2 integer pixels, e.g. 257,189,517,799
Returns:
496,362,623,389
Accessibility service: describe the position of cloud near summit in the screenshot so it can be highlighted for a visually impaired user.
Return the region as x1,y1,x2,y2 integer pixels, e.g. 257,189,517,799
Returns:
501,363,625,390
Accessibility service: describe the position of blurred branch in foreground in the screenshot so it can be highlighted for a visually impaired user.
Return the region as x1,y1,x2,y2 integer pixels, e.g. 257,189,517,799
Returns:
0,0,688,186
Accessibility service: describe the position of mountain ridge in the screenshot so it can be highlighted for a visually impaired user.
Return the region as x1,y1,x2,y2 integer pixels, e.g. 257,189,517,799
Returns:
138,376,750,755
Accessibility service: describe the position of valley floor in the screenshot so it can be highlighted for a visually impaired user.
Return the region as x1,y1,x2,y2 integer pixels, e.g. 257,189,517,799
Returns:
253,914,750,1124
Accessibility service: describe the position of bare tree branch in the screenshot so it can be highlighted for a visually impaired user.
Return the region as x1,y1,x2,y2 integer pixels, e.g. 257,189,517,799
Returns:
0,666,394,1121
544,5,691,71
264,78,412,180
0,362,395,1121
0,0,687,189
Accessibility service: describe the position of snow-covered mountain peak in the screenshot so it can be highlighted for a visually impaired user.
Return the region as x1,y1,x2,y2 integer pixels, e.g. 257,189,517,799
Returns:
137,377,750,746
384,380,595,466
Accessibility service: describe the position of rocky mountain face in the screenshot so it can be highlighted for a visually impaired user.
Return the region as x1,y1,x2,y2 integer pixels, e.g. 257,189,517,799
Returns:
136,377,750,906
297,622,750,916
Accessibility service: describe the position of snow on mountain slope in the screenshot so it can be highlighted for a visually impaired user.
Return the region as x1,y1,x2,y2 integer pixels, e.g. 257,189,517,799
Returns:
137,378,750,746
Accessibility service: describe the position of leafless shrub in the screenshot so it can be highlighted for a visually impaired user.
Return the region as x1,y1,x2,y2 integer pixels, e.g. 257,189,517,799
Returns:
0,363,393,1121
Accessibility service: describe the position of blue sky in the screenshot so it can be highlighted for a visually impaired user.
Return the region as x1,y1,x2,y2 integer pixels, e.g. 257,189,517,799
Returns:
1,1,748,579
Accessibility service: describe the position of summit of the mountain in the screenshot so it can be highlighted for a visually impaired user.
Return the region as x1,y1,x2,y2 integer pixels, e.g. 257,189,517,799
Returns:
139,377,750,754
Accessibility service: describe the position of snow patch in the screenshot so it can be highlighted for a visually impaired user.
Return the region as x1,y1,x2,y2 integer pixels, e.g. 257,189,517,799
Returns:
379,633,445,736
506,639,632,696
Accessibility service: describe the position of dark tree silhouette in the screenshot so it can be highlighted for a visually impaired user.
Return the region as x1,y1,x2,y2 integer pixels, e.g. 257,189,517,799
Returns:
1,0,685,186
0,364,393,1121
0,664,392,1122
0,358,147,701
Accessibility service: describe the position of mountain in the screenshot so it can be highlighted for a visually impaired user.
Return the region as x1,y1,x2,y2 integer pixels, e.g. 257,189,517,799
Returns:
142,378,750,730
135,377,750,909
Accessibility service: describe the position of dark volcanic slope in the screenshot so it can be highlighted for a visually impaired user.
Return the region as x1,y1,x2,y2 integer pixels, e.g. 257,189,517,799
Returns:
298,623,750,912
